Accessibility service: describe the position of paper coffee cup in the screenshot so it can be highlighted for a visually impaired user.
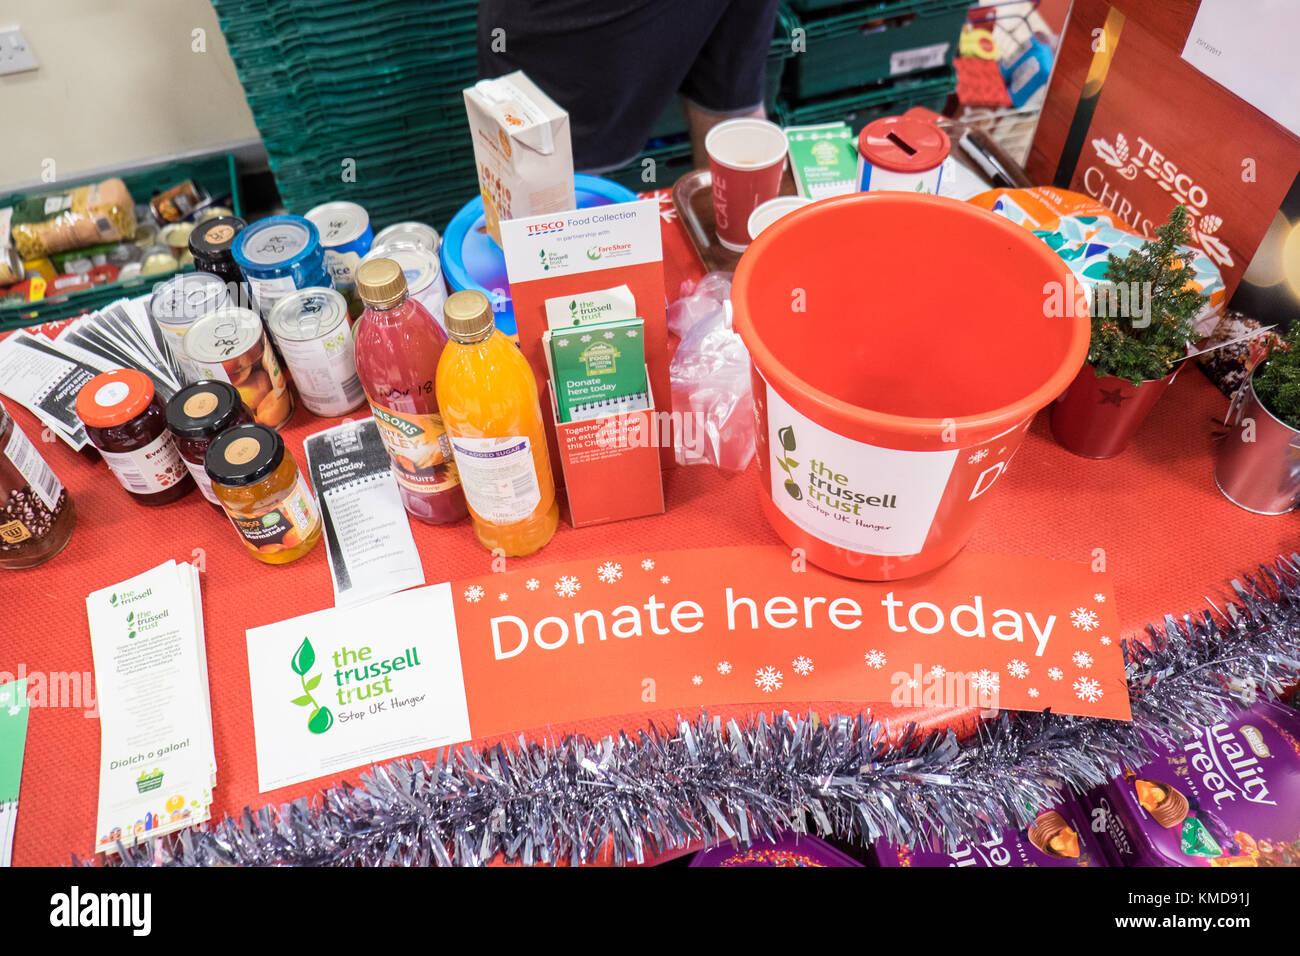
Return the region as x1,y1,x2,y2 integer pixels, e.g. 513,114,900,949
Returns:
706,118,787,252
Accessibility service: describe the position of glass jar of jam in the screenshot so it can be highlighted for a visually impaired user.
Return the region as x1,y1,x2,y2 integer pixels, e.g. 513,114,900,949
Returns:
205,424,322,564
75,369,193,505
0,401,76,569
188,216,248,306
166,381,254,506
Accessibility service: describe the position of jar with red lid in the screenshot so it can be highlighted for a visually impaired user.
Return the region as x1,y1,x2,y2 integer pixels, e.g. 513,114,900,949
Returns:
166,381,254,505
75,369,193,505
0,401,76,569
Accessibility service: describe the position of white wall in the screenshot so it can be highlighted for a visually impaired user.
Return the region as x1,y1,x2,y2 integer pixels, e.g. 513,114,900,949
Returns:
0,0,260,190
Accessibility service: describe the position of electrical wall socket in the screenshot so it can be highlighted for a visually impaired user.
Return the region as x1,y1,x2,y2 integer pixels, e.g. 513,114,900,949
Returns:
0,27,38,76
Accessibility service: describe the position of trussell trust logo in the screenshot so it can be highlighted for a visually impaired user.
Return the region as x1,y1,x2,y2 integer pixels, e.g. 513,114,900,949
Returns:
773,425,899,514
1086,131,1233,267
289,638,333,735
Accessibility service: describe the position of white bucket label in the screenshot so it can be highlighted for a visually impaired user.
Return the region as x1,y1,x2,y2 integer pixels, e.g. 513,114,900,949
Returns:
764,379,956,556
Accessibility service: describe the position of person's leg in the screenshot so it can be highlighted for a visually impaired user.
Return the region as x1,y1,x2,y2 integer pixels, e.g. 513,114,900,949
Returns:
477,0,734,173
680,0,783,169
683,99,768,170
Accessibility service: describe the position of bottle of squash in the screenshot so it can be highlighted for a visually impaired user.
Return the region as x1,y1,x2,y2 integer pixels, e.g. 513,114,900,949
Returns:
436,290,558,556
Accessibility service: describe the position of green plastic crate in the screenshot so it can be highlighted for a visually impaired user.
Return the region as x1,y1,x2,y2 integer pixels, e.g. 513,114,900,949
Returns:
775,66,956,132
1,153,241,331
786,0,969,100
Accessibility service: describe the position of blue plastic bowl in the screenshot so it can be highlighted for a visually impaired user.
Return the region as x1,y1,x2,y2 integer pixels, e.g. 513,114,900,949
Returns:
439,174,639,335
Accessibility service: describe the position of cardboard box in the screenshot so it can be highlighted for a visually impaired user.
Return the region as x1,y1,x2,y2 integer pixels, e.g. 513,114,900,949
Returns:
464,72,575,246
1026,0,1300,303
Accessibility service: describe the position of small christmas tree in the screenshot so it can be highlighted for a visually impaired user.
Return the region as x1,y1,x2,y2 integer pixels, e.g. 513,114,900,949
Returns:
1087,205,1206,385
1252,324,1300,430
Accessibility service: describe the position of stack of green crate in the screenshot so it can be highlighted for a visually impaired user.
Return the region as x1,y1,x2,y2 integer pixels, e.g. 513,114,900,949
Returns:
775,0,965,132
211,0,481,232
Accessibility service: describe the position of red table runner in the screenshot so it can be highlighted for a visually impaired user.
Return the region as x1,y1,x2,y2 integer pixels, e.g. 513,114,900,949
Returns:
5,194,1295,866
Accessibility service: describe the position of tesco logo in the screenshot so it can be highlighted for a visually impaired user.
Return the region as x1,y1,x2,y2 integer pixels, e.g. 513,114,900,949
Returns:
526,221,565,235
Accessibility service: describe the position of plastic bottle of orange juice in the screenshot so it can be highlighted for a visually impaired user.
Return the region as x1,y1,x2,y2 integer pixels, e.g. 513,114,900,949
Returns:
436,290,558,556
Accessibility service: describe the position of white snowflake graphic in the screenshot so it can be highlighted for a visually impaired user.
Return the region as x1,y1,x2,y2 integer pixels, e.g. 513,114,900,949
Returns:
717,661,732,675
1093,593,1106,603
967,448,989,464
463,585,484,603
596,561,623,583
1073,676,1103,703
1028,687,1040,699
929,664,946,679
1007,659,1029,679
1072,650,1094,669
864,649,887,669
792,656,814,676
1048,667,1063,681
603,331,616,339
1099,635,1112,646
660,575,671,584
906,678,919,689
641,558,655,570
1070,607,1099,631
580,334,591,343
754,666,784,693
554,575,581,598
497,592,508,602
973,669,1001,695
626,330,639,338
691,675,702,686
557,338,570,347
525,578,540,591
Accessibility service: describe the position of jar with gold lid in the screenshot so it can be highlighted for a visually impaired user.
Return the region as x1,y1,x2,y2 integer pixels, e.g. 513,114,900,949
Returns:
205,424,321,564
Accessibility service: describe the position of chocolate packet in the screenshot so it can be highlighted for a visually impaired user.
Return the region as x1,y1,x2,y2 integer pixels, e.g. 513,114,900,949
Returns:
1081,701,1300,867
872,797,1104,867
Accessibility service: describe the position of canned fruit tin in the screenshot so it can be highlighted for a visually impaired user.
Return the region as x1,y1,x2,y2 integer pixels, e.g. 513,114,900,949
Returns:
183,306,296,429
306,202,373,291
373,220,440,254
362,241,447,326
231,214,330,316
267,287,365,417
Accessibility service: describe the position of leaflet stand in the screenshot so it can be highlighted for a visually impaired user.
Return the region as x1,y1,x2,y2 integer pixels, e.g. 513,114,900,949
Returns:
548,369,664,528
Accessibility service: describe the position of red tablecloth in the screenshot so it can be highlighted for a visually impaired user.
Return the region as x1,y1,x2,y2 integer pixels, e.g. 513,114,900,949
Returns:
6,194,1298,866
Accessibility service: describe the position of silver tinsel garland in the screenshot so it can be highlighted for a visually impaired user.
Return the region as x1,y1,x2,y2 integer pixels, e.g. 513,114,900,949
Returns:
102,555,1300,867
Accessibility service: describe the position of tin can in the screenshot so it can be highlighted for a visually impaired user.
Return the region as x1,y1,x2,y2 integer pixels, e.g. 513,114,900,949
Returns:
305,201,373,291
267,287,365,417
231,214,331,316
149,272,232,380
1215,366,1300,514
373,220,440,254
362,241,447,327
183,306,296,429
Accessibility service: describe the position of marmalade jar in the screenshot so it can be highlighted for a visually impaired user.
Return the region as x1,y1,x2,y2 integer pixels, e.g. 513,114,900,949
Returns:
205,424,322,564
166,381,253,505
0,401,76,569
75,369,193,505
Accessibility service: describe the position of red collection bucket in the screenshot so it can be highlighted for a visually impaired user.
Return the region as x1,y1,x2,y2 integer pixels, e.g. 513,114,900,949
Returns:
732,193,1090,580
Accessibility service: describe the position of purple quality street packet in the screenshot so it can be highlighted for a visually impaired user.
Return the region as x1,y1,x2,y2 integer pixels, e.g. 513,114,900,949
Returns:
872,797,1104,867
690,833,863,867
1082,701,1300,867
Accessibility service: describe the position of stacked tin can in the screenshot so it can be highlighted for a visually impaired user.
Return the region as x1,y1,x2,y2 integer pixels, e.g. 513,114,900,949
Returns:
267,287,365,417
231,214,332,317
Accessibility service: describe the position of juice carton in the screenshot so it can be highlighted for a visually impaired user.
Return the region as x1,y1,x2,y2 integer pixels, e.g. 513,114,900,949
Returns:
464,71,575,246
